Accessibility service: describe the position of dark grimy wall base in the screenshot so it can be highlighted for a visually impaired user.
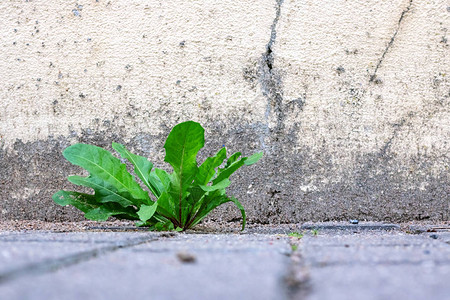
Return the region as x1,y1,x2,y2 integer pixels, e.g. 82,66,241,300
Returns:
1,120,448,223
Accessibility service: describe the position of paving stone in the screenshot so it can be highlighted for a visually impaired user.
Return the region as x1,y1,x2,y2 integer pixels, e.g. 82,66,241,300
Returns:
299,232,450,300
0,231,158,243
131,233,291,252
0,224,449,300
425,232,450,245
0,232,158,278
306,264,449,300
0,233,292,300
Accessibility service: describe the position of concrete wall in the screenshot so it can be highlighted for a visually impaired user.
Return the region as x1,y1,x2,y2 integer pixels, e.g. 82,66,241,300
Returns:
1,0,449,222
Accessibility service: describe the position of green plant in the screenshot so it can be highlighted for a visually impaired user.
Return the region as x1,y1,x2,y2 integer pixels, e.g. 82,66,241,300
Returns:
311,229,319,236
288,232,304,239
52,121,263,231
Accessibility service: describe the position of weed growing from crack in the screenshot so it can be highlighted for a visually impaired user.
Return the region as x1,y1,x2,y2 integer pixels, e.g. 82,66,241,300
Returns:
53,121,263,231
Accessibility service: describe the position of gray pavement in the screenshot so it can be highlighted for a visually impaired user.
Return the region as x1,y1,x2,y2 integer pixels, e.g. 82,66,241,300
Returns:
0,223,449,300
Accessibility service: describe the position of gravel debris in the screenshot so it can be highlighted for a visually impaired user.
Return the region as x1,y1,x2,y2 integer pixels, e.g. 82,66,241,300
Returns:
0,219,448,233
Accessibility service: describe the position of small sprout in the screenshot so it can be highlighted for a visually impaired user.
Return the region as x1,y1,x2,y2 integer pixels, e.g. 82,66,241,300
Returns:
288,232,303,239
291,244,298,252
311,229,319,236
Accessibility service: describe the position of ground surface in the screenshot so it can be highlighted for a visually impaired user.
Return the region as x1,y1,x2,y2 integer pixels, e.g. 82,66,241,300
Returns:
0,221,449,300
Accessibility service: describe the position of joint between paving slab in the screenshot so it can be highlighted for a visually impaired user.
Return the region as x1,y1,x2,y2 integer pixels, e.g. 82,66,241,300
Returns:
306,259,450,269
282,235,312,299
300,223,400,231
0,235,161,285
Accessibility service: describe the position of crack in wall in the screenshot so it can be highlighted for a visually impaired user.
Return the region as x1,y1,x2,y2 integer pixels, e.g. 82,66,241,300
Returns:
369,0,413,83
379,112,413,157
260,0,286,136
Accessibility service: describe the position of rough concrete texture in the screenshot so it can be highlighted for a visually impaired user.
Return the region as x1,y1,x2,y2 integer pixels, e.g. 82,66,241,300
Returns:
0,232,292,300
0,223,449,300
301,230,450,300
0,1,449,222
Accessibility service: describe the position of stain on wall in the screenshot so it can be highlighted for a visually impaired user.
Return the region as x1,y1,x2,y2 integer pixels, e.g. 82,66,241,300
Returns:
0,0,449,222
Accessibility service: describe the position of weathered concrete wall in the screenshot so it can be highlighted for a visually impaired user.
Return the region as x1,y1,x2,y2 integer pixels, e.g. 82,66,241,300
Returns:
1,0,449,222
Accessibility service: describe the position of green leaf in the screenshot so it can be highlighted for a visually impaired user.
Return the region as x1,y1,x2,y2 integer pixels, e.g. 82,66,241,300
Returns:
163,121,205,225
244,151,263,166
84,207,115,221
230,197,246,231
225,151,242,167
67,175,134,207
84,206,138,222
181,147,228,219
189,190,229,227
148,168,172,197
112,143,158,197
63,143,150,205
199,179,231,192
195,147,227,185
214,151,262,182
52,190,139,221
137,202,158,222
189,193,246,230
52,190,99,213
164,121,204,178
152,220,175,231
155,192,177,220
135,220,147,227
187,186,204,204
213,158,246,184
